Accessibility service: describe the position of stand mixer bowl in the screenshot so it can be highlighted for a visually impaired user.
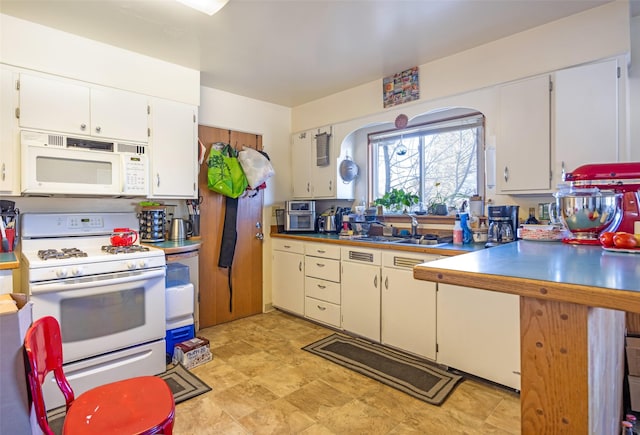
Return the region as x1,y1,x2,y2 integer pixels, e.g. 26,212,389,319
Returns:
552,188,622,241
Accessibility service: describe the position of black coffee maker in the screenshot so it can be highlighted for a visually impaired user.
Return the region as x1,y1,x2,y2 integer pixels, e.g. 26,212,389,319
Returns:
486,205,519,248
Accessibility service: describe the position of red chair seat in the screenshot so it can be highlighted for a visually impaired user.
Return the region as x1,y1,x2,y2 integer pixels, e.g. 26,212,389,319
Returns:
63,376,174,434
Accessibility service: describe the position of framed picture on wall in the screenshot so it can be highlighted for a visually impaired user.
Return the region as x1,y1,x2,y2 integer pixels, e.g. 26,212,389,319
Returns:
383,66,419,108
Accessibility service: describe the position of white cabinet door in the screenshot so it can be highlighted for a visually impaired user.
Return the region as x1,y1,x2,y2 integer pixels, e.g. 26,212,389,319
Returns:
381,251,439,360
310,127,336,198
90,86,148,142
148,98,197,198
341,261,381,342
437,283,520,390
19,73,90,135
496,74,551,192
272,250,304,315
291,131,312,198
554,59,619,183
0,66,20,195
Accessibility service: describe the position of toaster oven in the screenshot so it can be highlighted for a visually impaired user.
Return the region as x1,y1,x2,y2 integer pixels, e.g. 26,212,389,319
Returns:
284,200,316,232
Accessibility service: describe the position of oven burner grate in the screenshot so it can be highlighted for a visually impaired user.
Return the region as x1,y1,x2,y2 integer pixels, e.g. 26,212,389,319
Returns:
101,245,151,255
38,248,88,260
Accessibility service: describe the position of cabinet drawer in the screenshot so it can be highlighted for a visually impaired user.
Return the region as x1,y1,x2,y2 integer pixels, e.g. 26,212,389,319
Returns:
305,296,341,328
305,276,341,304
305,242,341,259
305,256,340,282
272,239,304,254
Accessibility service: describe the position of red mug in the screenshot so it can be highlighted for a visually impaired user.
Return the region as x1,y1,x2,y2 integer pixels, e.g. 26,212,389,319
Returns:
110,228,138,247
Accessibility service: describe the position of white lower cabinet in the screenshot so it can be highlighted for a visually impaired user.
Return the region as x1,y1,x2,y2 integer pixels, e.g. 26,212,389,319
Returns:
437,283,521,390
272,239,305,315
304,242,341,328
381,251,440,360
341,247,382,342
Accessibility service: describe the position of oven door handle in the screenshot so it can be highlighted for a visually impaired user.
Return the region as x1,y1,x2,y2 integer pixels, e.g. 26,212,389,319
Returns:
30,268,166,294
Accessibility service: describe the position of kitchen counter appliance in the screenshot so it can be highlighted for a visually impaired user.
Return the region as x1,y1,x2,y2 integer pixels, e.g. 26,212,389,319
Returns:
285,200,316,232
563,162,640,236
20,212,167,410
486,205,519,248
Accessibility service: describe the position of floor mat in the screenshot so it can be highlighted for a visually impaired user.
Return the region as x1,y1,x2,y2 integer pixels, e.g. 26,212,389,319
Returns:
303,333,462,405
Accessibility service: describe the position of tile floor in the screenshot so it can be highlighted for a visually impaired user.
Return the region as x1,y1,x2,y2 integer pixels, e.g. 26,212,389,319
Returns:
175,310,521,434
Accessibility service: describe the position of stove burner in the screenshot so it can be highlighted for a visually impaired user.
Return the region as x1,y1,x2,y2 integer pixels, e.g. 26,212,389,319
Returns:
101,245,150,255
37,248,88,260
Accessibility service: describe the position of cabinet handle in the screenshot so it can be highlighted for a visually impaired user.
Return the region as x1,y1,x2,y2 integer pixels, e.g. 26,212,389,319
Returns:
307,182,310,193
374,275,378,288
317,305,326,311
284,245,291,249
298,261,302,271
1,163,5,181
156,173,160,187
317,284,326,289
317,250,326,254
95,126,102,133
329,180,332,191
80,123,86,130
316,263,325,267
503,166,509,182
384,276,388,290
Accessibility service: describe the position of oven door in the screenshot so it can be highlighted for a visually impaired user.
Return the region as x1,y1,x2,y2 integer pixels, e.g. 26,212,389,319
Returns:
30,267,165,364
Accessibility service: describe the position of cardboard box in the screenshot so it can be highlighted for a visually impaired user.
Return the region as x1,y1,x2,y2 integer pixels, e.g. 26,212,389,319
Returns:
629,375,640,412
627,336,640,376
172,336,212,369
0,294,33,434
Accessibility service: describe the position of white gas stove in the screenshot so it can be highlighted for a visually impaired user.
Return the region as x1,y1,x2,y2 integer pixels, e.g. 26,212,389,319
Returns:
21,212,165,283
20,212,167,410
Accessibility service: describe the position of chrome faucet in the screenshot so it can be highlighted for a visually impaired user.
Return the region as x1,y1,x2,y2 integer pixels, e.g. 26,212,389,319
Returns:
408,213,419,237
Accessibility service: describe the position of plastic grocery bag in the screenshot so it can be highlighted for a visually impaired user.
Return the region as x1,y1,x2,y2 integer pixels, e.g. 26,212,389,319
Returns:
238,146,275,189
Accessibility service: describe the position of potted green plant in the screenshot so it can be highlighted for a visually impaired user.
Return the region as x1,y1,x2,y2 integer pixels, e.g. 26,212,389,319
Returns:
427,182,448,215
374,188,419,214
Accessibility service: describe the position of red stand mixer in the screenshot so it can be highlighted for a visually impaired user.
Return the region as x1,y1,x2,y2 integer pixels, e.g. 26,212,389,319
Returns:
563,162,640,238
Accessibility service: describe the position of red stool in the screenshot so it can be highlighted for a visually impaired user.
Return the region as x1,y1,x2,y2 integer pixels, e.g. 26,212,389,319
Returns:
24,316,175,435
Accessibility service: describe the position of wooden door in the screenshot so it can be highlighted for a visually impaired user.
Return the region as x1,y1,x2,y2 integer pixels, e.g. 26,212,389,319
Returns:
197,125,264,327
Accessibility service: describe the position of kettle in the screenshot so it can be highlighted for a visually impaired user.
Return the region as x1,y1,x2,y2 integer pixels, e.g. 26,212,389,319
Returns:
169,218,192,241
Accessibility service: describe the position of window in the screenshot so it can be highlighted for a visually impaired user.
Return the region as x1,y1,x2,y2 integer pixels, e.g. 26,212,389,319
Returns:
369,112,484,212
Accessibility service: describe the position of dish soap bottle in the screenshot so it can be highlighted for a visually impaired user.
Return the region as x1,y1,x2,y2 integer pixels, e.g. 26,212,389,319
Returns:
453,214,463,244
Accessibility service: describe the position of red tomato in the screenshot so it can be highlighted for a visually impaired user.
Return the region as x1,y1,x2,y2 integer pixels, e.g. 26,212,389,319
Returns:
613,232,638,249
598,231,615,247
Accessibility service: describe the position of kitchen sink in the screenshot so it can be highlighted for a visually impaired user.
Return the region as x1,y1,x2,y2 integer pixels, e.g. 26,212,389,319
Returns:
355,235,450,246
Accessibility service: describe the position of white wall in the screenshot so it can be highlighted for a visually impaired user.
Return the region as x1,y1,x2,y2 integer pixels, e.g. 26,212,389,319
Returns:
0,14,200,105
292,1,631,132
630,15,640,161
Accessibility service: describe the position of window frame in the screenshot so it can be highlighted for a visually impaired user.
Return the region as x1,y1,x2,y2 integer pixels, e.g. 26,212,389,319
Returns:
367,112,486,211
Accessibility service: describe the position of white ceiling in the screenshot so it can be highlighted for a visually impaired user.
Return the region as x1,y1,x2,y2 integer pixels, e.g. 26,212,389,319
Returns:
1,0,637,107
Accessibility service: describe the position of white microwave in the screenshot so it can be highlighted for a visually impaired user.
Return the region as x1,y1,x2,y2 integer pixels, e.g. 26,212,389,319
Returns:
21,129,149,196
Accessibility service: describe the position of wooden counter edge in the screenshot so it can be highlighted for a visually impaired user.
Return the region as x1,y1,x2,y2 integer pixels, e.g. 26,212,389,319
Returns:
413,265,640,314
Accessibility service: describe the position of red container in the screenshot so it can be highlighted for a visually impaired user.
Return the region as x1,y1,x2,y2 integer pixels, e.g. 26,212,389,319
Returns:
110,228,138,246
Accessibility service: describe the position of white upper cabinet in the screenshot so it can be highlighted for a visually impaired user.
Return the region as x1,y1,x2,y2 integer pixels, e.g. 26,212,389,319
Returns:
291,130,313,198
18,73,148,143
553,58,620,185
0,65,20,195
291,126,353,200
148,98,198,199
496,74,552,193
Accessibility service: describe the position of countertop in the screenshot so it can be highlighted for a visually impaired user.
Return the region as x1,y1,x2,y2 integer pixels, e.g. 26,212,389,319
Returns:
143,238,202,255
414,240,640,313
270,231,484,255
0,252,19,270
